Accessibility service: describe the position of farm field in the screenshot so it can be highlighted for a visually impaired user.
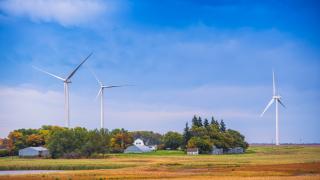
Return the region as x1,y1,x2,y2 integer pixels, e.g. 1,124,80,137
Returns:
0,145,319,179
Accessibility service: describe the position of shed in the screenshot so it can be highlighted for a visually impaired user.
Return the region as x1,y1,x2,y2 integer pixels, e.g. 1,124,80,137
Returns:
187,148,199,155
124,145,152,153
19,147,49,157
226,147,244,154
212,146,223,155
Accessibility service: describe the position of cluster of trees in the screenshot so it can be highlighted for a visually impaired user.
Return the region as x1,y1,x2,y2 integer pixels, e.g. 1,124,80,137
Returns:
0,115,248,157
183,116,249,153
1,126,134,158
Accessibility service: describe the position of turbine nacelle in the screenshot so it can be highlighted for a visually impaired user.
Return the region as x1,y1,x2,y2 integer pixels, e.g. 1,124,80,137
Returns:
273,95,281,99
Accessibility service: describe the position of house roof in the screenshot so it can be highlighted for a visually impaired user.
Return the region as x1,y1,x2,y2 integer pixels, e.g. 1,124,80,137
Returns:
187,148,198,152
125,145,152,153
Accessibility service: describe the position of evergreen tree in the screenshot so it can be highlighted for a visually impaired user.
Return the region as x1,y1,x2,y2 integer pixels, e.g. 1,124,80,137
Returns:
204,118,209,127
220,119,226,132
198,117,203,127
192,115,198,127
183,122,191,148
210,116,215,125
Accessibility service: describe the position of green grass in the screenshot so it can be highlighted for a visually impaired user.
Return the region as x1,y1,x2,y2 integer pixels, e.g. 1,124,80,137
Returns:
115,150,185,156
0,145,319,171
0,157,136,170
0,146,319,179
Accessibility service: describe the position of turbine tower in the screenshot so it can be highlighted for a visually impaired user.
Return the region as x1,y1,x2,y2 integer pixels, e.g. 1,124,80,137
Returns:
90,70,128,129
260,71,286,146
33,53,93,128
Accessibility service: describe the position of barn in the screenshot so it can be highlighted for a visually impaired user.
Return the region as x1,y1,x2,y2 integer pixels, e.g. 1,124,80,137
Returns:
19,147,49,157
124,138,153,153
124,145,152,153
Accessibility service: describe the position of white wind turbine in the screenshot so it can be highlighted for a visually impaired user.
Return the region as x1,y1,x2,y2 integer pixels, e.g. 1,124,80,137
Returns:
33,53,93,128
90,70,129,129
260,71,286,146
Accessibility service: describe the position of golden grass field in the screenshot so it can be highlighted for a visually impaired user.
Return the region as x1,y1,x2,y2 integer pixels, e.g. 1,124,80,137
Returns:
0,145,319,179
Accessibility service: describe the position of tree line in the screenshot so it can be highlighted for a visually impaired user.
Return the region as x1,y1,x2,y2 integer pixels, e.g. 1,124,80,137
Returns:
0,115,248,157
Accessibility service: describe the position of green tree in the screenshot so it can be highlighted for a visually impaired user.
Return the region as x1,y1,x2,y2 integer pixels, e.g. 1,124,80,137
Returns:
192,115,199,127
110,129,133,153
187,136,212,154
204,118,209,127
83,129,111,157
47,127,88,158
163,131,183,150
182,122,191,148
220,120,226,132
198,117,203,127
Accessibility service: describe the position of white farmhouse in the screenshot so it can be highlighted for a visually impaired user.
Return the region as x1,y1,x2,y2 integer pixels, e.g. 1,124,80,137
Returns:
124,139,153,153
133,138,145,146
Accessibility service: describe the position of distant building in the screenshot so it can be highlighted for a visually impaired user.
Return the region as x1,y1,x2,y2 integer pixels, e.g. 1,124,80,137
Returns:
133,138,145,146
212,146,223,155
226,147,244,154
124,139,153,153
187,148,199,155
19,147,49,157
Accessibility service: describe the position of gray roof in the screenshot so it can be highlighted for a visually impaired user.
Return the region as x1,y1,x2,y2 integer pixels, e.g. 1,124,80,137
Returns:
22,147,48,151
125,145,152,153
187,148,198,152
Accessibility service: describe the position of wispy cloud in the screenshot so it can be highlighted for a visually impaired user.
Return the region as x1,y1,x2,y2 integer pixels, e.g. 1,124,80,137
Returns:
0,0,115,26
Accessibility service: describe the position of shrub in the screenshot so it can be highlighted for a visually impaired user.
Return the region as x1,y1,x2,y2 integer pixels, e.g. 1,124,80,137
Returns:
0,149,9,157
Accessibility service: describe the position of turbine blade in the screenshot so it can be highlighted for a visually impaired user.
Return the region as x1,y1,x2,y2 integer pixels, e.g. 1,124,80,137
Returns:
66,52,93,80
260,98,274,117
87,66,102,86
278,99,286,108
95,88,102,100
103,84,133,88
32,66,65,81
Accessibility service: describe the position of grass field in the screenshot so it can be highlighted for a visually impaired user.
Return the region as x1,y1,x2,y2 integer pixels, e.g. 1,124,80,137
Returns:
0,145,319,179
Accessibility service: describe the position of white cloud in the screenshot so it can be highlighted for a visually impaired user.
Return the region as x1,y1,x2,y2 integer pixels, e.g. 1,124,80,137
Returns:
0,82,319,143
0,85,269,139
0,0,112,26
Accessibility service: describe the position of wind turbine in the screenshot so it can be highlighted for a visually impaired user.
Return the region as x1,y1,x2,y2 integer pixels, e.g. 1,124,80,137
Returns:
89,70,128,129
260,71,286,146
33,53,93,128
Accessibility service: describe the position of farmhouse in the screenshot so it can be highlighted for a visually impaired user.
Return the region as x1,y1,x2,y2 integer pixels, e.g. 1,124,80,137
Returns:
124,138,153,153
187,148,199,155
19,147,49,157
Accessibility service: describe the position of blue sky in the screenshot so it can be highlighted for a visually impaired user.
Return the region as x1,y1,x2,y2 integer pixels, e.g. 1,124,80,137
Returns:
0,0,319,143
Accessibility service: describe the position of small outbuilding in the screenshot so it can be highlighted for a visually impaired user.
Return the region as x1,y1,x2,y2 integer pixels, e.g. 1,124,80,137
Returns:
19,147,49,157
212,146,223,155
226,147,244,154
187,148,199,155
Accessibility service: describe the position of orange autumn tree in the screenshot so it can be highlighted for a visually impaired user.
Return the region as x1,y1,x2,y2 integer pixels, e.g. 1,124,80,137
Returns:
26,134,45,147
110,129,133,153
7,131,24,154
